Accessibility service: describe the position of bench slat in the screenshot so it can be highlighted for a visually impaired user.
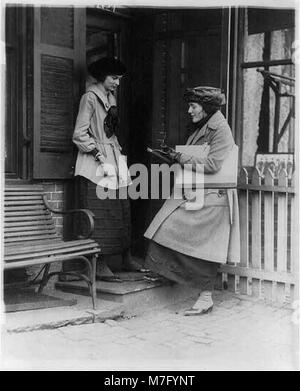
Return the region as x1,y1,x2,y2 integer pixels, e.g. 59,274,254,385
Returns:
4,249,100,270
5,220,54,228
5,186,44,191
5,242,100,261
5,191,44,196
5,234,60,243
5,238,97,255
5,196,44,201
4,213,53,222
5,200,44,206
5,205,47,211
5,225,56,233
5,227,56,235
5,210,50,217
5,238,62,249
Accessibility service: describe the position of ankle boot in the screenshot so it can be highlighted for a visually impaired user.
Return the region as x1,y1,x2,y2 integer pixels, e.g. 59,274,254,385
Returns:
184,291,214,316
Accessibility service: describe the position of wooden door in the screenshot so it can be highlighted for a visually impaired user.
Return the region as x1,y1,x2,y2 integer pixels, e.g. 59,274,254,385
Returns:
152,9,230,149
86,9,130,150
150,9,231,220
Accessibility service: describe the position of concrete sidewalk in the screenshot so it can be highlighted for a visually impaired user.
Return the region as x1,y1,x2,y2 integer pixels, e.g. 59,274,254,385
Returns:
2,289,125,333
1,291,298,371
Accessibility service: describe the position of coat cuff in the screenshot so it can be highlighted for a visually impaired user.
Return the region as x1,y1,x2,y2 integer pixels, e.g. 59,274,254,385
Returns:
89,148,99,158
178,152,192,165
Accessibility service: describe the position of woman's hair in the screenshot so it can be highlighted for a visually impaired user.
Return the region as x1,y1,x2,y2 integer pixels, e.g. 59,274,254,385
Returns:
200,102,220,115
91,73,107,83
88,57,126,82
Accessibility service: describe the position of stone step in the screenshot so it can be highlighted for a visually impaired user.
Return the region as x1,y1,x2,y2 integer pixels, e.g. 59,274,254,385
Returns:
55,272,199,315
4,290,125,333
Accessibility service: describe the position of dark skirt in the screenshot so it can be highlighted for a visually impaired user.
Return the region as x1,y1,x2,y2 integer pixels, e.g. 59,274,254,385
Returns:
77,176,131,255
145,241,219,291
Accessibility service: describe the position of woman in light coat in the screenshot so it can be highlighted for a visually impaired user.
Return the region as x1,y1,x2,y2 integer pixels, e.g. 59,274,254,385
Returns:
144,86,240,315
73,57,139,280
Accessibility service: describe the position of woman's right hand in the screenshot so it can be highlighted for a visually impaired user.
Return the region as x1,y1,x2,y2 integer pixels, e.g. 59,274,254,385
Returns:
94,151,105,164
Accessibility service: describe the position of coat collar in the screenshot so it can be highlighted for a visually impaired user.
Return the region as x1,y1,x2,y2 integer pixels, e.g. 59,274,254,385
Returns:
206,110,226,130
187,110,226,145
87,84,116,111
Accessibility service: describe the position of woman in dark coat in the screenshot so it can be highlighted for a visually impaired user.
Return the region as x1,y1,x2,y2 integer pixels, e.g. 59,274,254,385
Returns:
144,86,240,315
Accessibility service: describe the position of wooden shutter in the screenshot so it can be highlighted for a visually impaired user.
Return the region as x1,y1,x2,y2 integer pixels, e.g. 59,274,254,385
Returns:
33,7,85,179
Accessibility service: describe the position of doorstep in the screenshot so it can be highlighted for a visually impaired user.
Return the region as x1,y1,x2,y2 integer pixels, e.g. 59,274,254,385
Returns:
55,272,200,315
2,289,125,334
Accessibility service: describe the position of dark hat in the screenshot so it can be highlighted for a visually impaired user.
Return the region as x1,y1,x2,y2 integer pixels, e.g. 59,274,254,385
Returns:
88,57,126,79
184,86,226,106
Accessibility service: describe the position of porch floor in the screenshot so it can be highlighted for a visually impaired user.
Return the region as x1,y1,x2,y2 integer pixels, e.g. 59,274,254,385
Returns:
55,271,200,314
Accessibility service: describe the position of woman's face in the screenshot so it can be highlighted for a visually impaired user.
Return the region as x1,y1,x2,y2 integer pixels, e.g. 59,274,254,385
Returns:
102,75,123,93
188,102,206,123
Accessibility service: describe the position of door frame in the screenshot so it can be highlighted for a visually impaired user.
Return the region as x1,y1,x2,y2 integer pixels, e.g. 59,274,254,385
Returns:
5,6,29,181
86,8,131,154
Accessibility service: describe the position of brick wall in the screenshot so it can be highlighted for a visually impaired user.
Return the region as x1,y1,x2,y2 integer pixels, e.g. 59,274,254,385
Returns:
41,181,65,237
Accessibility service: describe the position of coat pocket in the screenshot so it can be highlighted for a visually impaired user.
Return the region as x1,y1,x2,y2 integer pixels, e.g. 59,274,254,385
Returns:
204,190,228,207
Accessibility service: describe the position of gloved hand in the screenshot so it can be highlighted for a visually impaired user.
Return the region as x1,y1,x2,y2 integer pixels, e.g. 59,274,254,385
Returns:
90,148,105,164
94,152,105,164
160,143,182,163
169,150,182,163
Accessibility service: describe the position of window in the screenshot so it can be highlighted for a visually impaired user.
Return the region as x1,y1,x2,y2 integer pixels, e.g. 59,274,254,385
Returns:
240,8,295,167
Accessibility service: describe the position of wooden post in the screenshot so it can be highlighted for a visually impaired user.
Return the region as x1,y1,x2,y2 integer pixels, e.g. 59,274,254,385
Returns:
214,271,223,291
227,274,237,293
251,168,262,298
263,168,275,301
290,173,298,302
276,168,289,303
238,168,249,295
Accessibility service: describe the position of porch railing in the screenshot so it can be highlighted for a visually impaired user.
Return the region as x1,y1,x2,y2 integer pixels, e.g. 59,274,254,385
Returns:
218,167,298,304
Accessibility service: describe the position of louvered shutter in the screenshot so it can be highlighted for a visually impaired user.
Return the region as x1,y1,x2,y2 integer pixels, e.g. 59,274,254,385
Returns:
33,7,85,178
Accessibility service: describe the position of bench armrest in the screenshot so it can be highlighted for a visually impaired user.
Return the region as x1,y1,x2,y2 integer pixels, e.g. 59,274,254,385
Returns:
43,195,95,239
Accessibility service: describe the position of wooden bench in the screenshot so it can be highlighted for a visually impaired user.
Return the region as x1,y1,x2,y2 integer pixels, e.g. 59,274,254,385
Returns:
4,184,101,309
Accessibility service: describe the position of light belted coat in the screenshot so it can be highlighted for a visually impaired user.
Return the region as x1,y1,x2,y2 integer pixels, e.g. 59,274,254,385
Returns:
73,84,130,188
144,110,240,264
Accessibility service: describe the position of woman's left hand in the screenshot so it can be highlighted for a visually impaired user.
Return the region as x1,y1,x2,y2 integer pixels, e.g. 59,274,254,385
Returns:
168,150,182,163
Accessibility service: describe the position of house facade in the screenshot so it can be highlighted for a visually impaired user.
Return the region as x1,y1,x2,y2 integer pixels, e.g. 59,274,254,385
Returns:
4,5,297,302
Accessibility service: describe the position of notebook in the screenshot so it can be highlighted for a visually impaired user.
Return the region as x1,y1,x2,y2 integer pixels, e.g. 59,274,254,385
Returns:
175,144,238,188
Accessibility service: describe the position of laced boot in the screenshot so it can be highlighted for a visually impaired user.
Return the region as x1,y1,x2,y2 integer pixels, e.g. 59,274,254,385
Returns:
122,251,149,272
184,291,214,316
